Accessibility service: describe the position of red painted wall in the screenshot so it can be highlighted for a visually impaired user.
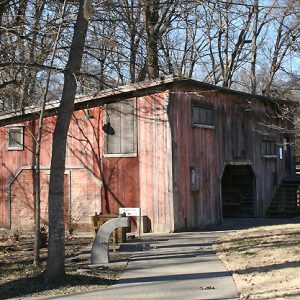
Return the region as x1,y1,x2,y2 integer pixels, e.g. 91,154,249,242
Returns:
0,82,293,233
169,85,291,230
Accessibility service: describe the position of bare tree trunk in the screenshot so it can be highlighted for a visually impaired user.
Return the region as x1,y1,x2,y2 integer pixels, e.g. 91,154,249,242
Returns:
33,0,67,266
126,0,141,83
43,0,91,283
144,1,159,79
250,0,258,94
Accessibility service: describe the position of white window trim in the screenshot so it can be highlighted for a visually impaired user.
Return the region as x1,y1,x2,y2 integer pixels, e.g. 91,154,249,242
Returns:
7,126,24,151
192,124,215,129
103,153,138,158
104,100,137,157
262,155,277,159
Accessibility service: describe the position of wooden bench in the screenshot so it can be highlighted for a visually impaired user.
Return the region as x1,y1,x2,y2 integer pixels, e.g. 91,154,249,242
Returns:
91,213,127,251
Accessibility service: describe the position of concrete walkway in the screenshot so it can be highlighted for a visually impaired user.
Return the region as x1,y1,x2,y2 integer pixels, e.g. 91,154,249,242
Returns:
43,218,300,300
50,225,244,300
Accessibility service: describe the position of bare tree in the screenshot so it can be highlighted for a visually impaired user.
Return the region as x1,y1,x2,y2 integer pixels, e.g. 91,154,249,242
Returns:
263,2,300,96
43,0,91,283
33,0,68,266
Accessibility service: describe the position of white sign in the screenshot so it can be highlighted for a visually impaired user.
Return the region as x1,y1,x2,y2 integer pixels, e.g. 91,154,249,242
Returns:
119,207,141,217
279,147,283,160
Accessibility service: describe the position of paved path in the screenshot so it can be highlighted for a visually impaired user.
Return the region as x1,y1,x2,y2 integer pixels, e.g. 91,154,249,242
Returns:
44,218,299,300
50,227,241,300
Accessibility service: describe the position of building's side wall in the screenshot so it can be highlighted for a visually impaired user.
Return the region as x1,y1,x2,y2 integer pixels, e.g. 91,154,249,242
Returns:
0,120,35,228
0,85,292,233
169,92,219,229
137,91,174,232
0,111,103,230
170,88,290,230
0,94,173,233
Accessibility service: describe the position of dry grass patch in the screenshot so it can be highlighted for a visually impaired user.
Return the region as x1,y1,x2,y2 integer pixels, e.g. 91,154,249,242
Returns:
213,222,300,300
0,233,127,299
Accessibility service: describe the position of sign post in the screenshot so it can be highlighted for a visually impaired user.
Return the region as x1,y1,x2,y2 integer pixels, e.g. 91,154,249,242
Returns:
119,207,141,238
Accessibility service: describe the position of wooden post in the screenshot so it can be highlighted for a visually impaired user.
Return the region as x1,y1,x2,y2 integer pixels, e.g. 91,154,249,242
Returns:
112,230,116,252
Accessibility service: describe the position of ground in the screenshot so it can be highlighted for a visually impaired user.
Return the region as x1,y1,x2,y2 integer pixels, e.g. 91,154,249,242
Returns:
0,232,127,299
2,221,300,299
213,221,300,300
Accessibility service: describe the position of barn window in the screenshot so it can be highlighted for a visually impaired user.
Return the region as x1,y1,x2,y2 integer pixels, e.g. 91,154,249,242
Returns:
105,100,136,156
262,140,276,157
7,126,24,150
192,102,214,127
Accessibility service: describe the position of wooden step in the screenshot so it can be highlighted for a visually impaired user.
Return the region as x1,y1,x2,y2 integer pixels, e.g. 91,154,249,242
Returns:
266,177,300,217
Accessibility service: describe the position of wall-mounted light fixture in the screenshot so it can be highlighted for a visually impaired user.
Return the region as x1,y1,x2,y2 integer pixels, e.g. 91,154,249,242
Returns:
244,99,253,112
84,110,94,119
84,103,94,119
102,111,115,135
102,121,115,135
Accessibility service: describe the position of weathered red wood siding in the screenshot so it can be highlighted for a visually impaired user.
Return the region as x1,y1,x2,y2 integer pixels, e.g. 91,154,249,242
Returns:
169,85,291,230
0,111,103,230
0,120,35,227
0,79,294,233
101,157,139,216
137,92,174,232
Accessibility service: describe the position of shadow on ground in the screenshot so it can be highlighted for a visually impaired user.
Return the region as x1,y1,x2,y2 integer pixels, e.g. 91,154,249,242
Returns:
0,274,116,299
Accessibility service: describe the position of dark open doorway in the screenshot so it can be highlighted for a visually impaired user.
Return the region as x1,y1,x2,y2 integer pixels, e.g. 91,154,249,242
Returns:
221,165,256,217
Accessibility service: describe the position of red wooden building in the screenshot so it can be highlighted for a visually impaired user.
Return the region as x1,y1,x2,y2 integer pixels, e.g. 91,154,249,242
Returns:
0,76,297,233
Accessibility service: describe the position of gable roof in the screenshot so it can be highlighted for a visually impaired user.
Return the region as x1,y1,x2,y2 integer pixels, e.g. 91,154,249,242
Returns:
0,75,297,126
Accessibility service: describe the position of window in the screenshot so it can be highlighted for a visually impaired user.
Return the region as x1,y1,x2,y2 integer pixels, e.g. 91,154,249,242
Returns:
262,140,276,157
192,102,214,127
7,126,24,150
105,100,136,156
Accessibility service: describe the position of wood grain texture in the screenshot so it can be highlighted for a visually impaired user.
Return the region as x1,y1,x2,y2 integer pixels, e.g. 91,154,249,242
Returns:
0,81,293,233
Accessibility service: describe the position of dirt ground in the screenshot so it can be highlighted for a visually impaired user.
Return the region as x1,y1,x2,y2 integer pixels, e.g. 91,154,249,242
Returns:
2,221,300,300
0,232,127,299
213,221,300,300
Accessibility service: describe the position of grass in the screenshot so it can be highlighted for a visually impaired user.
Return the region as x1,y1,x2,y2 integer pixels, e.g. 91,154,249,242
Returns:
0,234,126,299
213,222,300,299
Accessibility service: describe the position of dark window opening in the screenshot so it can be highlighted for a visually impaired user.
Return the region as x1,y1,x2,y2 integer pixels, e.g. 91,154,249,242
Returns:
262,140,276,156
192,103,214,126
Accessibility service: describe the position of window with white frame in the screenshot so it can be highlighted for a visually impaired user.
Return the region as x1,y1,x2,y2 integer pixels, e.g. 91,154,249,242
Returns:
105,100,136,156
192,101,214,127
7,126,24,150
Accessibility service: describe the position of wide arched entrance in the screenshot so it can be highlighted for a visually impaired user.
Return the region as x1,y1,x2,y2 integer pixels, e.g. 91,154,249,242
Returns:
221,164,256,217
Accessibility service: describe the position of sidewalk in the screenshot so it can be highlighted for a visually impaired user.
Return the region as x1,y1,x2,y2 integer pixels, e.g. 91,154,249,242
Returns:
42,218,299,300
49,228,240,300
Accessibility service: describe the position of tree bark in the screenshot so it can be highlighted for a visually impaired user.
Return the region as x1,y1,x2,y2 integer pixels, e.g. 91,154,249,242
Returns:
33,0,67,267
43,0,91,283
144,1,160,79
0,0,9,28
250,0,258,94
